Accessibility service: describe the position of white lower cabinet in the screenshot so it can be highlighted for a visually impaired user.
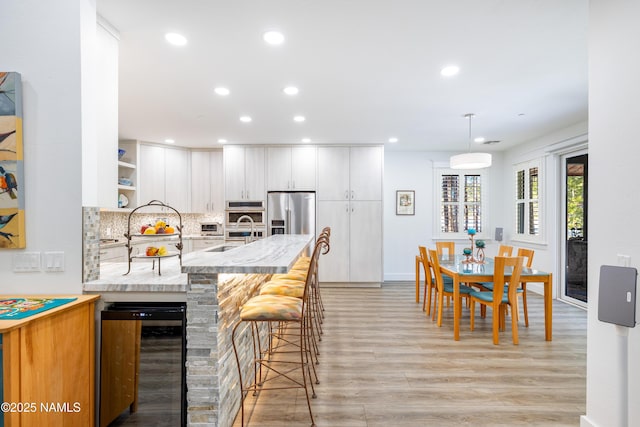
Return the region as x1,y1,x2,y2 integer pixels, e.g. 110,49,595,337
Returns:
99,245,127,263
191,238,224,252
317,200,382,283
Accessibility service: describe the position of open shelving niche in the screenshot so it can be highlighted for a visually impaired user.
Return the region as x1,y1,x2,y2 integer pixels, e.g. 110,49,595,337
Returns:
123,200,184,276
117,140,139,210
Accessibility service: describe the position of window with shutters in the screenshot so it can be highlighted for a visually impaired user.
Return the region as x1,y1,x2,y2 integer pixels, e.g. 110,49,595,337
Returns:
435,168,487,239
514,159,543,242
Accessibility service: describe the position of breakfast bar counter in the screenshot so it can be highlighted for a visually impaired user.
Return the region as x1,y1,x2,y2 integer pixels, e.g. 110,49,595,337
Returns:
181,234,313,427
83,234,313,427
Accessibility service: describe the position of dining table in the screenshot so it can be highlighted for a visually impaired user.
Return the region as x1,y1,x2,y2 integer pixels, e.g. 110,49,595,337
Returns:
437,255,553,341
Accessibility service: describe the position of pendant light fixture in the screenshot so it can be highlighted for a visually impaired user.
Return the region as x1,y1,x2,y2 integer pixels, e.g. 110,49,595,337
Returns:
450,113,492,169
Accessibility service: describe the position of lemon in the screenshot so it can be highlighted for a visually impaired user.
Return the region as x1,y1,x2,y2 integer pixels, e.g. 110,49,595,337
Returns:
143,227,156,234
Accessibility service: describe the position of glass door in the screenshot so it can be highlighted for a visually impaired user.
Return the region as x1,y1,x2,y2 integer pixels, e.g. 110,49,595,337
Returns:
562,153,588,306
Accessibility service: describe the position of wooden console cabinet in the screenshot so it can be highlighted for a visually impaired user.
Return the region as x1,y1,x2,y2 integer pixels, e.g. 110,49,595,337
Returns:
0,295,99,427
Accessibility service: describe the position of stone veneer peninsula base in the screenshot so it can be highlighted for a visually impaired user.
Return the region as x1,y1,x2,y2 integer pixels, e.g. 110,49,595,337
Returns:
181,234,313,427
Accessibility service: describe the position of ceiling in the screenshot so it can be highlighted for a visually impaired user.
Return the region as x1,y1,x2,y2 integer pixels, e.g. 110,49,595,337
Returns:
96,0,588,152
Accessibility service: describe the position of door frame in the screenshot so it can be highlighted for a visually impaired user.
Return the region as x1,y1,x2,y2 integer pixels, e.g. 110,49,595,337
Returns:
559,148,588,308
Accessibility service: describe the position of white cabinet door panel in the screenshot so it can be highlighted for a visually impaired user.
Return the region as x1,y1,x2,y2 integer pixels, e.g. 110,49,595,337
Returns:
224,146,245,200
350,146,383,201
244,147,265,200
138,144,166,210
267,147,292,190
191,151,211,212
209,150,224,212
317,201,350,282
317,147,350,201
291,146,316,190
164,147,189,212
349,200,382,282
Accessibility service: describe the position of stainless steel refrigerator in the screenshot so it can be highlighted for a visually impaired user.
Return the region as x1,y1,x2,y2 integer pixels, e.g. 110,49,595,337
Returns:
267,191,316,240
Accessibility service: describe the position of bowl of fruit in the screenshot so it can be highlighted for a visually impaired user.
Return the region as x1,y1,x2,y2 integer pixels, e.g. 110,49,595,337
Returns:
140,221,176,235
145,246,168,257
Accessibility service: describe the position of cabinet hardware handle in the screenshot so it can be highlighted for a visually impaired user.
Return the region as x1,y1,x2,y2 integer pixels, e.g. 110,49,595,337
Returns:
345,191,349,199
351,190,355,199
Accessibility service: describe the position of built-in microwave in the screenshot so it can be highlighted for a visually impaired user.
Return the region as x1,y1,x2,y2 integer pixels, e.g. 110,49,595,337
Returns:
200,222,223,236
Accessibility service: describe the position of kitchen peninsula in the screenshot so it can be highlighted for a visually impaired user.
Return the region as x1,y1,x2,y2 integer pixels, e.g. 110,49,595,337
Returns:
84,234,313,427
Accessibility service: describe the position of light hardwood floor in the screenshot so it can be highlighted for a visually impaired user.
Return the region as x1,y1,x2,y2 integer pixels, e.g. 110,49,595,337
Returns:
233,281,587,427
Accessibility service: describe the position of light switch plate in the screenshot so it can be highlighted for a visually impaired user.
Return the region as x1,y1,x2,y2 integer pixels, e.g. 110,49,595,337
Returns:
13,252,41,272
43,251,65,272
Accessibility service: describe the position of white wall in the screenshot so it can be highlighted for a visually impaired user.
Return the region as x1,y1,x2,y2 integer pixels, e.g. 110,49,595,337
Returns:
383,150,505,281
583,1,640,426
0,0,95,293
501,121,588,296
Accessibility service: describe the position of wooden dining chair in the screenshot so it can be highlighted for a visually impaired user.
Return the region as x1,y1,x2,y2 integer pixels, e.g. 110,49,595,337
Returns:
515,248,534,327
434,242,456,306
427,248,475,327
418,246,437,316
436,241,456,257
474,244,513,290
498,244,513,256
468,256,524,345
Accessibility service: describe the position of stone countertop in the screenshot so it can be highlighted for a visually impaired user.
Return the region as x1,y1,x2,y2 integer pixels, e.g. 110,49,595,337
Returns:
84,256,187,292
98,235,224,248
182,234,313,274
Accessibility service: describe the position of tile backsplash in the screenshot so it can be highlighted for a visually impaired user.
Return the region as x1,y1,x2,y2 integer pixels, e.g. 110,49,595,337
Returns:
100,211,224,240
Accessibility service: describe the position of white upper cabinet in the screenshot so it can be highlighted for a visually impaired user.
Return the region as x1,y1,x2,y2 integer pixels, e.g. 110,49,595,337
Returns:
138,143,190,213
224,146,265,200
317,146,382,201
317,146,350,200
349,146,383,201
164,146,189,212
267,146,317,191
138,144,166,207
191,150,223,213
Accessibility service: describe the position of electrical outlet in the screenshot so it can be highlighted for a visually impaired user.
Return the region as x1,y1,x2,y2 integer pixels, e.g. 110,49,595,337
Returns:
13,252,41,272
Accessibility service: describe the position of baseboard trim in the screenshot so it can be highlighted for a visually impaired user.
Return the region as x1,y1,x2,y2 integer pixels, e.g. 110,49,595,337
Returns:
580,415,596,427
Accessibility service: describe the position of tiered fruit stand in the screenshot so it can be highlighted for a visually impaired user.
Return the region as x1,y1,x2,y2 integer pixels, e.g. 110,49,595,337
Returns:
123,200,183,276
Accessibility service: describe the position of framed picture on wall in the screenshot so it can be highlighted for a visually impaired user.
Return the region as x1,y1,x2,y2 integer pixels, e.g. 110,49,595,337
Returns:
396,190,415,215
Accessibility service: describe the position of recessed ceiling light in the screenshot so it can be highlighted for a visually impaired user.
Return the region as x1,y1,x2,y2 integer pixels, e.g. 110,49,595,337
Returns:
474,137,485,143
240,115,252,123
388,137,398,143
263,30,285,45
301,138,311,143
440,65,460,77
164,139,175,144
293,115,306,123
283,86,299,96
214,87,230,96
217,138,227,144
165,33,187,46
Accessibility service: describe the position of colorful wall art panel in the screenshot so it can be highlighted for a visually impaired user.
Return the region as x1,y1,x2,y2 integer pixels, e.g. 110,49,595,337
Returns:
0,72,25,248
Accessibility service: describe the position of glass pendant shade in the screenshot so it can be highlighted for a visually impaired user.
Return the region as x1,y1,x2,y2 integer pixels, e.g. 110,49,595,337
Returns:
450,152,492,169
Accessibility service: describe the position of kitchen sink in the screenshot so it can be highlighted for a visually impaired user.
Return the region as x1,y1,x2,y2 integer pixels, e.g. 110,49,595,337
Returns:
206,245,239,253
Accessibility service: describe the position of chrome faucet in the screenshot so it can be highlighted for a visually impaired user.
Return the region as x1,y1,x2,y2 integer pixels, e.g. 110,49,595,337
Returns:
235,215,255,244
